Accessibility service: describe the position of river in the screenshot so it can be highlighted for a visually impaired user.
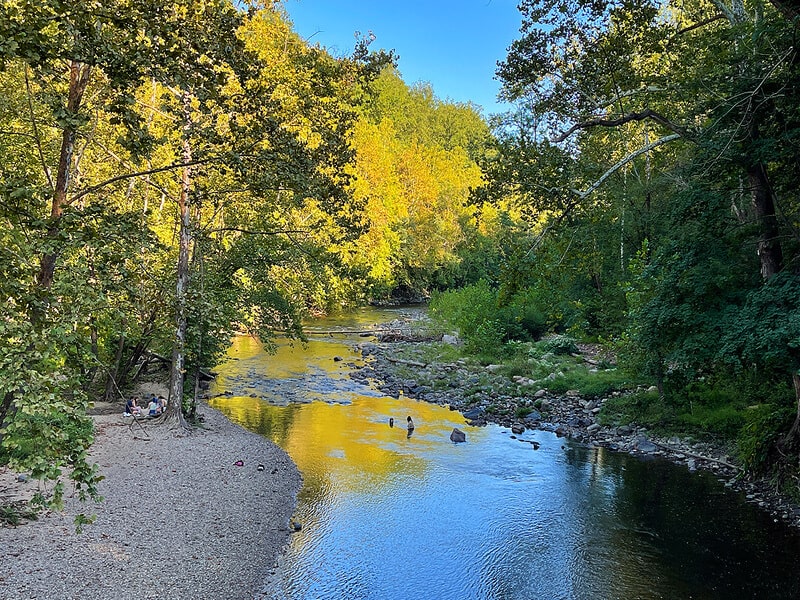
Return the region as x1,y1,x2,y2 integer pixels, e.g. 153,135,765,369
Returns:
209,308,800,599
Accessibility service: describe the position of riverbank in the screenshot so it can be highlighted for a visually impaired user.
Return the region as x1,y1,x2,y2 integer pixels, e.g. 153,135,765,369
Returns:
349,338,800,529
0,395,302,600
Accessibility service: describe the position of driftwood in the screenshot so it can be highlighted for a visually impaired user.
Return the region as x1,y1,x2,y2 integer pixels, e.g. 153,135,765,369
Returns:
650,440,742,471
384,356,426,368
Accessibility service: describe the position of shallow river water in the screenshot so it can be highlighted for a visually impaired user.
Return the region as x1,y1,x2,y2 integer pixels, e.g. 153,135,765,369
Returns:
210,309,800,600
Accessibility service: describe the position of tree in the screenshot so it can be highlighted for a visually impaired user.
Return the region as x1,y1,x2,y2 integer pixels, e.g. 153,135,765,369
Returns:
495,0,800,456
343,68,491,296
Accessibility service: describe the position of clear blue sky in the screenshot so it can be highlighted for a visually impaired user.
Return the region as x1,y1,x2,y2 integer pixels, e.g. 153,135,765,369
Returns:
281,0,522,116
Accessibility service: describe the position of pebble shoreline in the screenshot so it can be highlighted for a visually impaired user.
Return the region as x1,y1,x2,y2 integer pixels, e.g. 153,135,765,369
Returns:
0,403,302,600
349,339,800,530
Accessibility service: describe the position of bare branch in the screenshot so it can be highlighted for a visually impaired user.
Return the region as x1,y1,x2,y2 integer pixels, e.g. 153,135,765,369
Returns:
69,157,215,203
89,137,175,200
570,134,682,199
204,227,309,236
671,14,726,39
0,130,37,139
553,109,690,143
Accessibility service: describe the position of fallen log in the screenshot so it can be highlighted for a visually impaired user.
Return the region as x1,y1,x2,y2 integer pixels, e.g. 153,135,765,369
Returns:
384,356,427,368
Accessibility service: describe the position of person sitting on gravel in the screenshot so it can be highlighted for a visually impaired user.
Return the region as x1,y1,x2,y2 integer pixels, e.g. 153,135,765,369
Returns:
125,396,141,416
147,396,161,416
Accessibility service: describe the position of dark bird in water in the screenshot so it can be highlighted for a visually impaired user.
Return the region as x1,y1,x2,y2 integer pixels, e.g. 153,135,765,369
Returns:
257,463,265,471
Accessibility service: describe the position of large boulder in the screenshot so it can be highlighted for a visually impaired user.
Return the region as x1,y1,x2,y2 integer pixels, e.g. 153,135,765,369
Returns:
450,428,467,443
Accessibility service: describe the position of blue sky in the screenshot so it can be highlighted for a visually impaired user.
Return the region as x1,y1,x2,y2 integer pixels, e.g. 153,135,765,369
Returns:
281,0,523,116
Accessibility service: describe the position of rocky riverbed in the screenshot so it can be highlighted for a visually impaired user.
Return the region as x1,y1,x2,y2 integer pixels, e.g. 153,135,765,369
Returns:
347,338,800,529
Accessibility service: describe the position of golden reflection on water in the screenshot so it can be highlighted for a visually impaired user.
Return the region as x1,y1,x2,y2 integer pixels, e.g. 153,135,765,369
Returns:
210,335,487,502
217,334,363,382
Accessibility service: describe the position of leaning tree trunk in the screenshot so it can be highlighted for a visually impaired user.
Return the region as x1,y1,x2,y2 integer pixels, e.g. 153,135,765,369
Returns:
165,93,193,431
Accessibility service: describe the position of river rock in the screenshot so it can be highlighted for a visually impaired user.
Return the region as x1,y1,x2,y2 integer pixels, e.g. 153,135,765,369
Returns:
511,423,525,435
568,417,591,428
534,389,547,398
524,410,542,423
485,364,503,372
635,437,658,453
442,334,460,345
450,428,467,443
463,407,484,420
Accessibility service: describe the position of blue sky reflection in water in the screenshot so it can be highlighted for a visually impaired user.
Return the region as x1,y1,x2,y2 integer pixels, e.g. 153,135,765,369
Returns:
210,326,800,599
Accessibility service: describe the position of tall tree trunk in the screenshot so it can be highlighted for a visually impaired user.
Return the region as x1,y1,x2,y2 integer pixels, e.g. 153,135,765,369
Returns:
748,162,783,280
0,391,15,437
10,63,91,432
165,92,193,430
37,62,91,291
187,236,205,421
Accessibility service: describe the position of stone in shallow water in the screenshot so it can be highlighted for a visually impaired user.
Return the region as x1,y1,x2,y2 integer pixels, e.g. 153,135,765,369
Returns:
450,428,466,443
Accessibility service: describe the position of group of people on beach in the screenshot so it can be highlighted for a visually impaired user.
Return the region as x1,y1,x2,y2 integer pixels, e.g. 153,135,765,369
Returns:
125,395,167,417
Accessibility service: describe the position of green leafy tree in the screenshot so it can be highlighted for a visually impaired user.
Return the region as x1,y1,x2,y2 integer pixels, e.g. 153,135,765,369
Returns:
492,0,800,460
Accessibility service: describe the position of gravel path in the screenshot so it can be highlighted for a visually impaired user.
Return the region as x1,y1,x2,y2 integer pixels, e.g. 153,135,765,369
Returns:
0,404,302,600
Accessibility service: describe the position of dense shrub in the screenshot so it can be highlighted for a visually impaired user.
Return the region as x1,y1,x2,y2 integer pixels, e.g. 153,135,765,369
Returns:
429,281,550,355
737,404,795,473
541,334,579,355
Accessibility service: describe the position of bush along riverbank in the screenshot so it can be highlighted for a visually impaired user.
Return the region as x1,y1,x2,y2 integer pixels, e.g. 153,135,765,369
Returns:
347,334,800,529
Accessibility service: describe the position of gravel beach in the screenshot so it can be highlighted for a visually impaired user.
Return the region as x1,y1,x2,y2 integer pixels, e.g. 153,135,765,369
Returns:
0,401,302,600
